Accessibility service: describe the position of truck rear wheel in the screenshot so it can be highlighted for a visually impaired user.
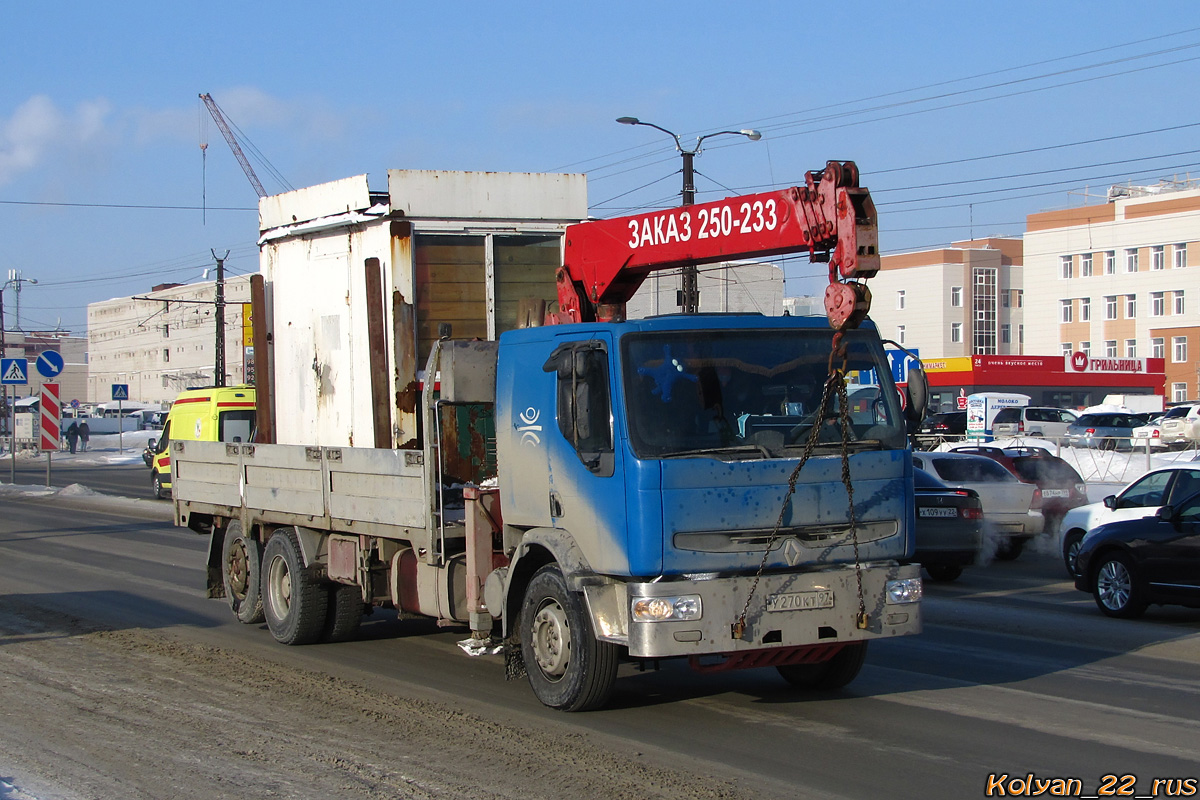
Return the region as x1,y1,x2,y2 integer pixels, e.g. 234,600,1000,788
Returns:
262,529,328,645
221,521,264,624
777,642,868,691
321,583,364,643
519,564,618,711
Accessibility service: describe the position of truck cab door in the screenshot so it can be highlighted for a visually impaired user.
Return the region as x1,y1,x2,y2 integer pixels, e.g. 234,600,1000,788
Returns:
542,337,628,574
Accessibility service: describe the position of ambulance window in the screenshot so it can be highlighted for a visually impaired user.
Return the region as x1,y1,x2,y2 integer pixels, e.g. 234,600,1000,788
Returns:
219,410,255,443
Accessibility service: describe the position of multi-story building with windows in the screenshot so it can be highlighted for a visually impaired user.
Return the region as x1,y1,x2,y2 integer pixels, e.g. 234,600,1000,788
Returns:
1024,184,1199,402
863,238,1024,358
87,277,251,406
626,262,783,318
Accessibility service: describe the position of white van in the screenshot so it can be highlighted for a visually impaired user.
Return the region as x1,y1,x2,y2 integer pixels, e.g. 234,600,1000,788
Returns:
991,406,1078,439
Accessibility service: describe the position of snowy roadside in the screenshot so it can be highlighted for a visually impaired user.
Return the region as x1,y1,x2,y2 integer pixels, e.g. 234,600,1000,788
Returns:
0,430,157,467
0,430,172,522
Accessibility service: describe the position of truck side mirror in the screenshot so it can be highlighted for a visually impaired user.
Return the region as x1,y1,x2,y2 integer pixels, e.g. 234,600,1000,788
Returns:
904,365,929,433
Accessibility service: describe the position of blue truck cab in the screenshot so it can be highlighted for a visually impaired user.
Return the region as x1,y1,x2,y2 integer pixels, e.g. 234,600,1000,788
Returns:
490,313,922,708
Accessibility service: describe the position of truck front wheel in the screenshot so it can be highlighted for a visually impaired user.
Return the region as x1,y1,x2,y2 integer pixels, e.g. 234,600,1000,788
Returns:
519,564,618,711
777,642,868,691
262,529,328,645
221,521,264,624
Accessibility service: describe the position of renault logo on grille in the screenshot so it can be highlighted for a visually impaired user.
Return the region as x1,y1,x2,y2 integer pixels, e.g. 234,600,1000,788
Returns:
783,538,803,566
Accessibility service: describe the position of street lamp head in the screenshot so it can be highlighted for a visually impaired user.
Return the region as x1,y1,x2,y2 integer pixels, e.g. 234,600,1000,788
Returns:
616,116,639,125
741,129,762,141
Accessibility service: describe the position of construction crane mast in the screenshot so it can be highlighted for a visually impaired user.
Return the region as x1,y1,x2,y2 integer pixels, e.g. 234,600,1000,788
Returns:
199,92,267,198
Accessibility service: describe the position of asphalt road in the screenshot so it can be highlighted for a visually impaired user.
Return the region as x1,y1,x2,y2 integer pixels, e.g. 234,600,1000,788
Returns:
1,483,1199,798
3,459,156,499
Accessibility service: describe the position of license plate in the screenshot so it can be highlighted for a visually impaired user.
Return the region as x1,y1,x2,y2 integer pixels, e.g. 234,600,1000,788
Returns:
919,507,958,518
1042,489,1069,498
766,590,835,612
1135,431,1149,438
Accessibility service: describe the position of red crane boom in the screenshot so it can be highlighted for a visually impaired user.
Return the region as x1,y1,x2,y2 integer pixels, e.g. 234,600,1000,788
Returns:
552,160,878,331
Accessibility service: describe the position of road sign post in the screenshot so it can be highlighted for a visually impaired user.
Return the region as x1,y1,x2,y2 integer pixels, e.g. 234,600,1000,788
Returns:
2,358,29,484
40,382,60,487
112,384,129,454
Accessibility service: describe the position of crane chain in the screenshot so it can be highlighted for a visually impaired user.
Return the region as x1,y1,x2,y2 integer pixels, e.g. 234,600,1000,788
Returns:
731,332,867,639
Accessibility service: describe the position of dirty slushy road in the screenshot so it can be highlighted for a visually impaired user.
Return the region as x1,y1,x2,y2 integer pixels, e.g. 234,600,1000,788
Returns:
1,488,1198,800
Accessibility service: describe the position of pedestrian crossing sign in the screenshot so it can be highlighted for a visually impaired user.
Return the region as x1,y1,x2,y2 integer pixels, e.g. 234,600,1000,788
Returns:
1,358,28,385
111,383,129,401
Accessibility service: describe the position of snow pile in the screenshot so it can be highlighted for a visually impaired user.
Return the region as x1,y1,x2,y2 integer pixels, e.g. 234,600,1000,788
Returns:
0,429,157,466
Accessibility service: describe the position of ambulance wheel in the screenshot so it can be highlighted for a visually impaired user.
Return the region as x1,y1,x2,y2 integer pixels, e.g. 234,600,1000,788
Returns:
152,471,168,500
520,564,619,711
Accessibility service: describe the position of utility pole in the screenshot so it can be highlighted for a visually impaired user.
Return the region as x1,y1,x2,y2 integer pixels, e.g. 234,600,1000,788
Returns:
212,250,228,387
680,149,698,312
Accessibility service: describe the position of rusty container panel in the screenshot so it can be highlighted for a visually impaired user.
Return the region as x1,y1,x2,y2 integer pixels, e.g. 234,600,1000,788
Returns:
438,404,497,486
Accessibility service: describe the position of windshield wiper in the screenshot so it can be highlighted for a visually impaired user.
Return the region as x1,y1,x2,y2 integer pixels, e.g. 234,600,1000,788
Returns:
661,444,772,460
780,438,884,454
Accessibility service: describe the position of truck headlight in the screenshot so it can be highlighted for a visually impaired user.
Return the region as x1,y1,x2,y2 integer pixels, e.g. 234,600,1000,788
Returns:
885,578,922,605
631,595,702,622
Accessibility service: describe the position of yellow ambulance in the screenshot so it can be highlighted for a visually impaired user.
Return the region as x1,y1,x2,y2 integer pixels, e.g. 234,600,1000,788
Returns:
150,386,256,499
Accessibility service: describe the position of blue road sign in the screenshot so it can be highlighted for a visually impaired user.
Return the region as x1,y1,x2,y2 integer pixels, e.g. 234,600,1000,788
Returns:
1,358,28,385
36,350,65,378
111,383,129,401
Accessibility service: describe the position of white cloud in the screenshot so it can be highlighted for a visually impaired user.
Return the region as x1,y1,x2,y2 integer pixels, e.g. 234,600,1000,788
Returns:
0,95,113,185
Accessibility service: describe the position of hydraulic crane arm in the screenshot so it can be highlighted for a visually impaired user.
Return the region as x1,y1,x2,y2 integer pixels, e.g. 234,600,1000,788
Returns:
553,160,878,330
199,93,267,199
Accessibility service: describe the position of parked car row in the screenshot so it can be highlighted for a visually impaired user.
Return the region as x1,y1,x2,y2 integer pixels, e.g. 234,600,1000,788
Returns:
908,407,1200,619
914,405,1189,452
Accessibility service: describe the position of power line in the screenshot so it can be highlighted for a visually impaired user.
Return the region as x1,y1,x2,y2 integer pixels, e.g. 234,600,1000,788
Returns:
729,28,1200,133
0,199,256,211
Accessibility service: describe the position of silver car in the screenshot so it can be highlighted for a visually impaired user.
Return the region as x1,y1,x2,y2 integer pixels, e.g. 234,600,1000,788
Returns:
1159,404,1200,447
911,451,1044,560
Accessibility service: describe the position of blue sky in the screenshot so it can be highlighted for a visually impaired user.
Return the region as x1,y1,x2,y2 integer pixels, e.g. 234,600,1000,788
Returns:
3,2,1199,334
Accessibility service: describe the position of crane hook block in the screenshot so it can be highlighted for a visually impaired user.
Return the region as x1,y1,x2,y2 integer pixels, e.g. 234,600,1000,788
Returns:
824,281,871,331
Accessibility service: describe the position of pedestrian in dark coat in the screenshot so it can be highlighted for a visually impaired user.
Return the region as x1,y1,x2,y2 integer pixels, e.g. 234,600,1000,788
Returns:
79,421,90,451
66,421,79,454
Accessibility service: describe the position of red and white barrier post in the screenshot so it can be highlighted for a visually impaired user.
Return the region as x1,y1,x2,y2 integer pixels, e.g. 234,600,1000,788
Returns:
40,382,60,486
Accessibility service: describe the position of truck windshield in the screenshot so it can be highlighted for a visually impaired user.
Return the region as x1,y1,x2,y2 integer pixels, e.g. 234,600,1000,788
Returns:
621,328,906,459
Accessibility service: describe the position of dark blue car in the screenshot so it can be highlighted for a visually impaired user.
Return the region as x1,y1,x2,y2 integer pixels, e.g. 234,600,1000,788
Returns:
1074,490,1200,618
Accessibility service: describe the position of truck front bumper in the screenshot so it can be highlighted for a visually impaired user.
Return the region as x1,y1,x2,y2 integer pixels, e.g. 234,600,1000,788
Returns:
586,562,921,659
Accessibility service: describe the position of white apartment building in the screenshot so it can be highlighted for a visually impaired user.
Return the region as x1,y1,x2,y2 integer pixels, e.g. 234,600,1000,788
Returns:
625,262,784,318
863,238,1025,358
1024,184,1200,402
87,276,251,406
784,295,823,317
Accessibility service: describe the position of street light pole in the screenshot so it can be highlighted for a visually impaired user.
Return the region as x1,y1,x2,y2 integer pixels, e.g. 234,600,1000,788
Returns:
616,117,761,313
5,270,37,332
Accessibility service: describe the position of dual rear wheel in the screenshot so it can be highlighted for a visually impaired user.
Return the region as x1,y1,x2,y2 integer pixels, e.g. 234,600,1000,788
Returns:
222,525,362,644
